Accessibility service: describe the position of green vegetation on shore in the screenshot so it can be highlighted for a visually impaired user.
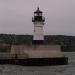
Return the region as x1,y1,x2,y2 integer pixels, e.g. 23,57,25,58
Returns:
0,34,75,52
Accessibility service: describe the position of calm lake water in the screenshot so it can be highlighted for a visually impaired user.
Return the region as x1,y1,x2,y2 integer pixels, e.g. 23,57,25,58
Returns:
0,52,75,75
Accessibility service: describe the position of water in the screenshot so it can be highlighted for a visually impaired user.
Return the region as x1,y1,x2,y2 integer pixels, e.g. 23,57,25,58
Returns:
0,52,74,75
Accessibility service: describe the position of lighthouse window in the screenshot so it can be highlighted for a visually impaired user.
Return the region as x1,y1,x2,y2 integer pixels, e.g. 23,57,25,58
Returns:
34,14,37,16
39,13,42,16
34,13,42,16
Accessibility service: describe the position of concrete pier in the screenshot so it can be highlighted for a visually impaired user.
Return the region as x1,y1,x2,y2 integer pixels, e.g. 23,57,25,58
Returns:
0,44,68,66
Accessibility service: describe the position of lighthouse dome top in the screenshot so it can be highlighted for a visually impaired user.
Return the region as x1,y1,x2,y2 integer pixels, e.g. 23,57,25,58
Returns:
34,7,42,13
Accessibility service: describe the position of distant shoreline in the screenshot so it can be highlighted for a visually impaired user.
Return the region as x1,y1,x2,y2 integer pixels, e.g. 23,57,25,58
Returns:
0,34,75,52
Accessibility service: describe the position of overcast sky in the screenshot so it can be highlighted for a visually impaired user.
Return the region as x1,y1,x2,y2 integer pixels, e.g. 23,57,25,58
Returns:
0,0,75,35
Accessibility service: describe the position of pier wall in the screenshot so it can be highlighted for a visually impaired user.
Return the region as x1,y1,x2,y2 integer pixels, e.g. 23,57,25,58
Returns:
0,45,64,59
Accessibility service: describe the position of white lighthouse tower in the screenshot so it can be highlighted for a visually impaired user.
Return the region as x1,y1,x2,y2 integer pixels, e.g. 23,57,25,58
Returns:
32,7,45,44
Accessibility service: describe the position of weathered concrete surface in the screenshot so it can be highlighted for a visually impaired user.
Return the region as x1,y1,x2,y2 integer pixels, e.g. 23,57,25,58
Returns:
0,45,64,59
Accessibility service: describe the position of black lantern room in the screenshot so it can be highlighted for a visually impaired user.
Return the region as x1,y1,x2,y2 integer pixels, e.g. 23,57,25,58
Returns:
32,8,45,22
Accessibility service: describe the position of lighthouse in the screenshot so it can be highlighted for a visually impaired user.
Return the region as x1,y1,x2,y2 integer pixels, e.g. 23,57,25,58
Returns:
32,7,45,44
0,7,68,66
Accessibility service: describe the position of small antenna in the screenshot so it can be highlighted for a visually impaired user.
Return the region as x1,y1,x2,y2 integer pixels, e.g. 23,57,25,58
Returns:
37,6,39,9
37,6,39,11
